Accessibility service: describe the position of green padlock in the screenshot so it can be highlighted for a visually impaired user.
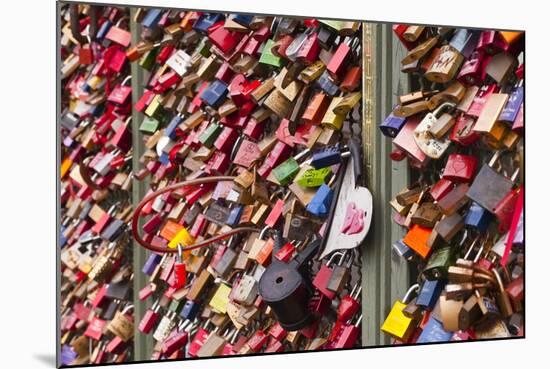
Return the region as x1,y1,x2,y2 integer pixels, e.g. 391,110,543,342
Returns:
145,95,163,118
168,299,185,315
422,246,455,280
198,123,222,148
139,116,160,134
194,38,212,58
139,49,158,71
319,20,344,32
297,167,332,187
259,39,282,67
273,157,300,185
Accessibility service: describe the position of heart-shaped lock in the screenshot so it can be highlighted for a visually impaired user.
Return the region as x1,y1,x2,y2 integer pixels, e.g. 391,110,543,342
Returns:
320,139,373,258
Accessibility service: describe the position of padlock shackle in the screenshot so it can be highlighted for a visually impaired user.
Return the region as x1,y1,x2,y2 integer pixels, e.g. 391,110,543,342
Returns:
131,176,259,254
402,283,420,304
433,101,456,117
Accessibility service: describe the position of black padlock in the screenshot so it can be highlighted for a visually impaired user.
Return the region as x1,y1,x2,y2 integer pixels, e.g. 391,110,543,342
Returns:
259,232,321,331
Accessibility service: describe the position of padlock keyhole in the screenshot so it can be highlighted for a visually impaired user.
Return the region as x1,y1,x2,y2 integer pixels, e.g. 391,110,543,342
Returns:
276,276,284,284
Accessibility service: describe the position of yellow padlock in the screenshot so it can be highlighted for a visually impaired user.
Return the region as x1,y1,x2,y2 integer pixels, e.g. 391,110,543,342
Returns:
61,157,73,178
209,283,232,314
333,92,362,115
381,283,420,342
321,97,345,130
168,226,194,259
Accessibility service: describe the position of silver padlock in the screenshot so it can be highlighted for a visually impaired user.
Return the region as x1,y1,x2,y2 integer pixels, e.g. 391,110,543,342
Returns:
413,102,456,159
153,311,177,342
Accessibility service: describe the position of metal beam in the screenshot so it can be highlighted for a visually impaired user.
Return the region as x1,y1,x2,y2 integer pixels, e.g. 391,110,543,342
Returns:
130,8,154,361
361,23,410,346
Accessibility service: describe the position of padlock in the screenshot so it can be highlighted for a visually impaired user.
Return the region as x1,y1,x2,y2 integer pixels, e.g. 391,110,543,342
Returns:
106,305,134,342
379,109,407,138
312,251,345,299
331,314,362,349
138,302,161,334
326,37,356,81
326,250,354,293
467,151,519,212
416,315,453,343
424,45,465,83
449,28,479,58
442,154,478,183
337,284,362,322
381,284,420,342
416,279,444,310
423,246,455,280
413,102,456,159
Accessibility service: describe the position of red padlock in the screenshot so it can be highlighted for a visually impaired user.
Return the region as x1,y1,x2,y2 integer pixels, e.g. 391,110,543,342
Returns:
493,188,521,233
336,285,361,322
442,154,478,183
312,252,344,299
430,178,454,201
173,245,187,289
161,322,191,357
297,32,320,65
208,25,244,54
268,322,287,341
457,51,486,86
331,315,361,349
450,114,480,146
188,327,210,357
246,330,269,352
264,199,285,229
476,30,508,55
327,38,352,81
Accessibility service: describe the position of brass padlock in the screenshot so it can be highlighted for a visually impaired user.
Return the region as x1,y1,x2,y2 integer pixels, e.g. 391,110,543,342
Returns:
106,305,135,342
424,45,464,83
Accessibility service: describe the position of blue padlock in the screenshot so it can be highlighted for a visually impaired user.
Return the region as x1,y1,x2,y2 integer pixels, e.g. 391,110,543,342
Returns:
416,279,444,310
449,29,480,58
141,8,162,28
60,226,68,248
499,84,524,122
464,202,492,233
232,14,254,26
200,80,228,108
159,152,171,165
96,20,112,40
379,109,407,138
90,104,104,118
316,71,339,96
392,239,414,261
180,300,200,320
193,13,224,33
226,205,243,227
513,210,524,246
306,184,333,218
165,115,182,139
142,253,162,275
416,316,453,343
61,345,78,366
310,146,342,169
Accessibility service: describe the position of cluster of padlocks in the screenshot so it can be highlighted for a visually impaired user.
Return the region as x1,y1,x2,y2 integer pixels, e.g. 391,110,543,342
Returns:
131,8,365,359
59,4,368,364
380,26,524,342
59,5,137,365
58,3,526,366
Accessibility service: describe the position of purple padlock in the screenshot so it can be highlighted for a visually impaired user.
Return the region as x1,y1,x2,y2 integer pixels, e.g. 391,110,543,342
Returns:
379,107,406,137
61,345,78,365
499,84,524,122
142,253,162,275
